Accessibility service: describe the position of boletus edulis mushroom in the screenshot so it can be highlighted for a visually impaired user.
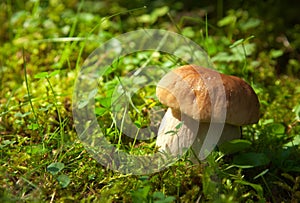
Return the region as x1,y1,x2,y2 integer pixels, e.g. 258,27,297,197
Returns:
156,65,260,162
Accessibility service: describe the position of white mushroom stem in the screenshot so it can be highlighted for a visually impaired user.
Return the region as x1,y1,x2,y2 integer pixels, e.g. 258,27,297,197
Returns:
156,108,241,162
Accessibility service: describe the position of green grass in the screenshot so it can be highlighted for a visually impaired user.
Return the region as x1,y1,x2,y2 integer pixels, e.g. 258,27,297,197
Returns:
1,0,300,202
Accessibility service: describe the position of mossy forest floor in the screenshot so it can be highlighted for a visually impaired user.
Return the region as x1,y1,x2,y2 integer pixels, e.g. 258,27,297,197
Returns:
1,1,300,202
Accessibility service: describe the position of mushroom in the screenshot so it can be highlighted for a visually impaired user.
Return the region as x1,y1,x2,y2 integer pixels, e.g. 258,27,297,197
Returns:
155,65,260,162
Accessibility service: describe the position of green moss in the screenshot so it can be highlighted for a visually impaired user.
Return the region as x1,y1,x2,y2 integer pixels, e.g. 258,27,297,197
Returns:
1,0,300,202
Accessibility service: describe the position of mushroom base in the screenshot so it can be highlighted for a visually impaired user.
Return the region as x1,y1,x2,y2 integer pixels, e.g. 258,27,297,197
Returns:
156,108,241,163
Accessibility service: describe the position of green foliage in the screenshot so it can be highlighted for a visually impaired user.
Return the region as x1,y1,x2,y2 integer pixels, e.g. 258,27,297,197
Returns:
47,162,71,188
130,177,176,203
47,162,65,175
1,0,300,202
232,153,270,169
219,139,252,155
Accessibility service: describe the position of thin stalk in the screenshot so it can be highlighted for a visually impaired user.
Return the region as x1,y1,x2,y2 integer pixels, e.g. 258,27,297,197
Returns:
117,105,127,149
205,13,209,41
45,77,64,146
261,175,276,203
241,43,248,75
23,48,41,131
131,128,140,152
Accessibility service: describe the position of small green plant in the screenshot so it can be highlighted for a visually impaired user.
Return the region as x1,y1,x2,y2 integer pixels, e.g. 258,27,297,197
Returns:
47,162,71,188
1,0,300,202
131,176,176,203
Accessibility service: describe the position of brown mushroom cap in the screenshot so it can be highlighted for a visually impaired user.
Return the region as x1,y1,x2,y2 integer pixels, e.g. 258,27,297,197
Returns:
156,65,260,126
